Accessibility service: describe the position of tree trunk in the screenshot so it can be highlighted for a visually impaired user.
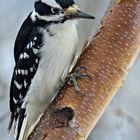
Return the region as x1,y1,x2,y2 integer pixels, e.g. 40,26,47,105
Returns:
29,0,140,139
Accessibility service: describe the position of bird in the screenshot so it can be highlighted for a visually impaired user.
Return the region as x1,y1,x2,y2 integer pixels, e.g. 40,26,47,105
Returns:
8,0,95,139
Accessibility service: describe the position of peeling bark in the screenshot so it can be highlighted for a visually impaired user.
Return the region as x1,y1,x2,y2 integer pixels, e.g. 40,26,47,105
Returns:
29,0,140,139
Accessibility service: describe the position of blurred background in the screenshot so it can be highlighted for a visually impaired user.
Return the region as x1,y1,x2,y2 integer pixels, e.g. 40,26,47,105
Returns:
0,0,140,140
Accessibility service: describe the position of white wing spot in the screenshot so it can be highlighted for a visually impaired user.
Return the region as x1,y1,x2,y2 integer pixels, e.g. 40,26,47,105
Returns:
13,97,18,104
35,59,39,64
23,52,29,59
24,80,28,88
21,70,25,75
34,37,37,41
32,48,39,54
27,44,30,49
14,80,22,90
19,93,23,99
18,69,21,74
30,42,33,47
24,70,28,75
27,41,34,49
30,41,35,47
20,53,24,59
30,67,33,72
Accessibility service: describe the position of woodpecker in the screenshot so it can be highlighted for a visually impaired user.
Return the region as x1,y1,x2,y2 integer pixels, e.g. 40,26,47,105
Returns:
8,0,95,139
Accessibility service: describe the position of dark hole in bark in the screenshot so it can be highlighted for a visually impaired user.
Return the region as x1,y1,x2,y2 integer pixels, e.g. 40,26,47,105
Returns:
50,107,74,128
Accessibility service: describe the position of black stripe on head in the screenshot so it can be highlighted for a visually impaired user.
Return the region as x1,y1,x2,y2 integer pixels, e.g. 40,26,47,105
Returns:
35,1,52,15
55,0,75,9
35,1,62,16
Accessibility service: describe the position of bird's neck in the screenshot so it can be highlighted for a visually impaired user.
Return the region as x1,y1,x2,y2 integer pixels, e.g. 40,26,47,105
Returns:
47,20,77,35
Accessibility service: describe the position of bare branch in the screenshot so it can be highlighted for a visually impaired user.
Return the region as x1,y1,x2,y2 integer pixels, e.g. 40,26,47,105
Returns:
29,0,140,139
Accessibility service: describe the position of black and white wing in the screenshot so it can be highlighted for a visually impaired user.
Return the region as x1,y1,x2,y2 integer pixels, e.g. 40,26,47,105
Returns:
8,13,43,135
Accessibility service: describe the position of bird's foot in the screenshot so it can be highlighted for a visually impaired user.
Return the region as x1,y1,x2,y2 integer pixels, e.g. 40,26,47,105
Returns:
66,66,92,95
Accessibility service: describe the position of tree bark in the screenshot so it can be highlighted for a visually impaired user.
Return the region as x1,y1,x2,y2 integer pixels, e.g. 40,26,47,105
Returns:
29,0,140,139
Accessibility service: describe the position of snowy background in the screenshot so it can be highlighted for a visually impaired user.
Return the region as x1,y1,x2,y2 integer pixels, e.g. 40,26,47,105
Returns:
0,0,140,140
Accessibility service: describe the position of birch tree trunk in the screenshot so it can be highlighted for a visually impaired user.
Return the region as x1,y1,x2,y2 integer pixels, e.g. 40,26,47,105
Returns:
29,0,140,139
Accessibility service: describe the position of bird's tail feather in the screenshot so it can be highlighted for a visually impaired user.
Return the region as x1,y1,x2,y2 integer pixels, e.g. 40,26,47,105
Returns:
16,104,45,140
18,114,28,140
8,113,14,132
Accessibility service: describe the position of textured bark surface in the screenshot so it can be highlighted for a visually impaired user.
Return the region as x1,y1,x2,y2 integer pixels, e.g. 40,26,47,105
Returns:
29,0,140,139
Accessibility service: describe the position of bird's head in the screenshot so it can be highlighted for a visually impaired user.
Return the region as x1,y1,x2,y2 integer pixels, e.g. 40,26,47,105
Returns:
34,0,95,23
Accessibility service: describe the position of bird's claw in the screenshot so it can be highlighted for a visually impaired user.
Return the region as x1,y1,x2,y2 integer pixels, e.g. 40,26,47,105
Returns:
66,66,92,95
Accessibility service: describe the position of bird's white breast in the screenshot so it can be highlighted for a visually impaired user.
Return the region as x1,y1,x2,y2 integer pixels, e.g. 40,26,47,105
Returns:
28,21,78,105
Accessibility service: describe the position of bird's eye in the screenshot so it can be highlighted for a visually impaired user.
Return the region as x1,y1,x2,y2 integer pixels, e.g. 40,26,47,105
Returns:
51,7,61,14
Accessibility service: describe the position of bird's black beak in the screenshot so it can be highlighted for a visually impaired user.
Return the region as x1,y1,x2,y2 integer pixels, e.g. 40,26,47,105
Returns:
64,5,95,20
71,10,95,19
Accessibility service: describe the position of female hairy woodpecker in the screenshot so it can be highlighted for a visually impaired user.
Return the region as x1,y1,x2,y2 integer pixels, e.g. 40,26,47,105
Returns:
8,0,95,139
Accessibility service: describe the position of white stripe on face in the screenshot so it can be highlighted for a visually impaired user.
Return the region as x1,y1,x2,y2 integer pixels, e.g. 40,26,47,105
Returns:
41,0,61,8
